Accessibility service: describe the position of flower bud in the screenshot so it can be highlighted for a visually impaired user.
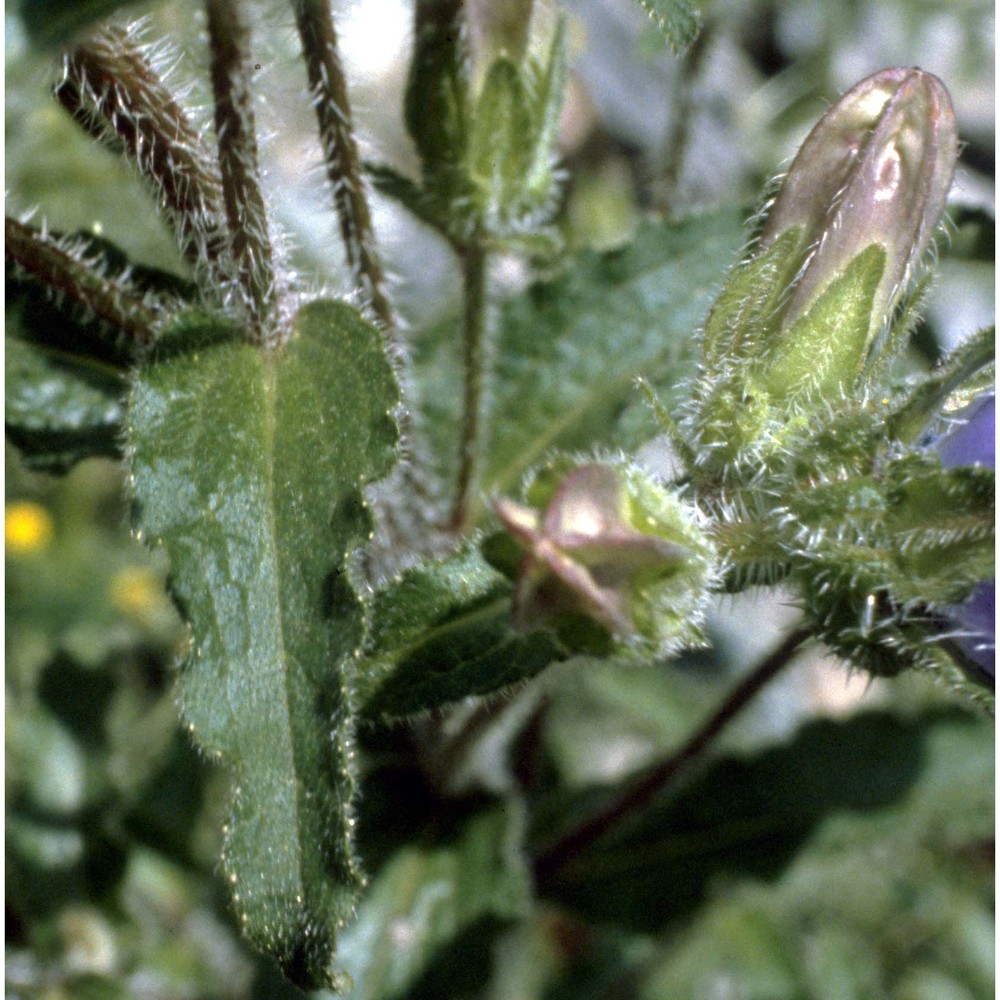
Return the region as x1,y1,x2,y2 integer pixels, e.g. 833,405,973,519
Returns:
700,68,958,418
494,460,714,655
768,70,954,310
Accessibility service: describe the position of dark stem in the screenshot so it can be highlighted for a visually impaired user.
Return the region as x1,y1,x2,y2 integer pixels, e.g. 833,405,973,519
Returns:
293,0,395,334
651,23,712,215
533,626,812,886
5,216,157,345
449,239,491,533
206,0,279,343
55,26,228,276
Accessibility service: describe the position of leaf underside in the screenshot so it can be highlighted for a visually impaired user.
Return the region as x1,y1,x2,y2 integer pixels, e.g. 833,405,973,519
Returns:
127,301,398,989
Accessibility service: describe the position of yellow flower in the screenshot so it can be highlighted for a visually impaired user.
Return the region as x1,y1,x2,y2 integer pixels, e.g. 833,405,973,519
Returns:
5,501,55,554
109,566,161,620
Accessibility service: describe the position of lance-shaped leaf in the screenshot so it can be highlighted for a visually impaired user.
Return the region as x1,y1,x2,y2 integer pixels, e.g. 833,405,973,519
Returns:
358,545,567,719
127,301,399,990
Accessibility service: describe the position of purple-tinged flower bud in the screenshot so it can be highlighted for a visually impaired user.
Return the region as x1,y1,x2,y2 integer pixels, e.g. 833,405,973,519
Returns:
761,67,958,335
694,69,960,466
933,394,995,683
494,460,714,654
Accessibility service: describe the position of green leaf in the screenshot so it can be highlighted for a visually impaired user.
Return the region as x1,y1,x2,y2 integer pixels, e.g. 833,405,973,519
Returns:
16,0,140,48
631,0,701,53
483,209,745,500
358,545,567,719
127,301,399,990
637,705,994,999
535,709,946,932
5,334,124,472
5,229,191,472
336,800,532,1000
366,162,452,237
412,211,744,516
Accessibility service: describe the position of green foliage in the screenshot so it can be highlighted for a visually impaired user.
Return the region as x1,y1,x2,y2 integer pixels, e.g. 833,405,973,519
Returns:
127,302,399,990
16,0,140,47
534,708,955,930
337,800,532,999
5,1,994,998
359,545,567,719
5,333,124,472
414,210,744,512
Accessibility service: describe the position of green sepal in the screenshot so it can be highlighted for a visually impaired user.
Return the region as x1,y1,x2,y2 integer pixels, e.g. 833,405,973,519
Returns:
699,227,803,375
127,301,399,990
358,544,568,719
365,162,453,237
631,0,701,53
523,19,568,208
470,58,535,225
787,454,993,682
761,244,887,401
886,325,995,444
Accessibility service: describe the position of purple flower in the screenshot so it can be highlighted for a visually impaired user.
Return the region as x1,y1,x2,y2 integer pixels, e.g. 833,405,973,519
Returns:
935,394,995,683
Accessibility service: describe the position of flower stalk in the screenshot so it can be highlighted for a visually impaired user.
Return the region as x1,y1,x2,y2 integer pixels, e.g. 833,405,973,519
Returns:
293,0,396,334
206,0,280,345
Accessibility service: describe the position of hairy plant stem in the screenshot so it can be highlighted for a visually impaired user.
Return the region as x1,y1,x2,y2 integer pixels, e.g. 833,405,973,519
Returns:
206,0,279,344
293,0,395,334
55,26,227,276
652,22,712,215
533,625,812,886
450,239,492,533
5,216,157,345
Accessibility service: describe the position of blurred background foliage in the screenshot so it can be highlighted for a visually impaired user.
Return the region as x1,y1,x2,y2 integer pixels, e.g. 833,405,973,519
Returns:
6,0,994,998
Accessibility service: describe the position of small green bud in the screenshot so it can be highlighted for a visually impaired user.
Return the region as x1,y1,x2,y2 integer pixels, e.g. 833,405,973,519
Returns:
494,460,714,655
402,0,566,242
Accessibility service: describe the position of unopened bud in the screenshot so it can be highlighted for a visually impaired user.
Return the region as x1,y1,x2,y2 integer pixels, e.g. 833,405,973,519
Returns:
768,70,955,314
494,460,714,654
700,68,958,413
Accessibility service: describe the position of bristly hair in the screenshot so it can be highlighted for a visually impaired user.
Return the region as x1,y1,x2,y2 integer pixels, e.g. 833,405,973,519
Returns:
55,22,230,292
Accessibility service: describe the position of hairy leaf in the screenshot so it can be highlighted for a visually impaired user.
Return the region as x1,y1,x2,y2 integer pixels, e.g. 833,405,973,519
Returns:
127,301,398,990
359,545,567,719
484,210,744,498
